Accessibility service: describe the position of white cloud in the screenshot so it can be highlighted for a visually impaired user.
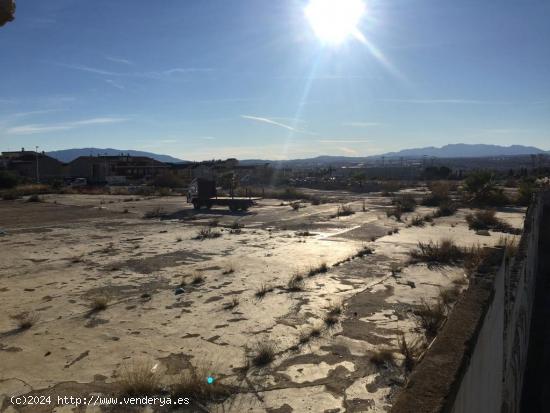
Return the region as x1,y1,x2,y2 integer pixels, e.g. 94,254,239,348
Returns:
380,98,515,105
342,122,380,127
105,79,125,90
241,115,316,135
58,63,213,80
6,117,129,135
105,56,133,65
318,139,371,143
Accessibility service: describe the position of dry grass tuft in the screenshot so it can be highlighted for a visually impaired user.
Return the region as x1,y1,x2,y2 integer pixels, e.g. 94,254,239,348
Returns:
326,301,343,317
222,263,235,275
414,299,447,339
332,204,355,218
171,363,230,403
409,238,465,266
255,283,274,299
143,207,166,219
370,349,396,368
10,311,40,330
323,311,340,327
118,360,161,396
222,297,240,311
439,286,461,308
496,236,519,258
250,341,276,367
290,201,301,211
287,273,305,292
191,272,206,285
88,294,110,312
410,215,426,227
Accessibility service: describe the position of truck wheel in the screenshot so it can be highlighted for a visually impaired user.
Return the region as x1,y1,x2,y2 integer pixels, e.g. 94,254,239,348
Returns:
193,201,201,210
206,202,213,210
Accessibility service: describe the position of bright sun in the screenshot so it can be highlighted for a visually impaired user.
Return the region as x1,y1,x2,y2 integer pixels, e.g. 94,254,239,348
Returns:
305,0,366,45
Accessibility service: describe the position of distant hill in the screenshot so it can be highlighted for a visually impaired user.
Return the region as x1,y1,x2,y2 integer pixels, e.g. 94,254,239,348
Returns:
47,148,186,163
241,144,548,166
381,144,546,158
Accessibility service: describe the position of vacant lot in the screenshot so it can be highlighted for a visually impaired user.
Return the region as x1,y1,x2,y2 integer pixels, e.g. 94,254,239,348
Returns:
0,190,524,412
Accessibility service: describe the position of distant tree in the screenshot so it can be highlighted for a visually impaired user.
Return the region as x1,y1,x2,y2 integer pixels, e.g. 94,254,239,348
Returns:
0,170,19,189
463,171,508,206
423,166,452,180
152,173,184,189
516,178,537,206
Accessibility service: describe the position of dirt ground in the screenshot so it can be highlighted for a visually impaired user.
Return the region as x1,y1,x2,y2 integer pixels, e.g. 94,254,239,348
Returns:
0,189,525,412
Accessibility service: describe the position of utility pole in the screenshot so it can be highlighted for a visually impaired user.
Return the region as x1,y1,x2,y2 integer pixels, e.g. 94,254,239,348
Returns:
35,145,40,183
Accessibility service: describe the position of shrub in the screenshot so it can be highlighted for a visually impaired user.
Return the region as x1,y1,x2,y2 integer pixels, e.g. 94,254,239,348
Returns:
307,262,328,277
392,194,417,212
89,294,110,312
422,182,451,206
323,313,339,327
171,363,230,403
370,349,395,368
433,200,457,217
516,180,536,206
354,246,374,258
194,228,222,240
410,215,425,227
2,190,19,200
386,207,403,221
326,301,343,316
118,360,161,396
290,202,301,211
463,171,509,207
152,173,185,189
399,335,424,373
229,220,243,230
409,239,465,265
463,245,494,276
496,236,519,258
26,194,42,203
333,204,354,217
0,171,19,189
466,210,515,233
251,341,276,366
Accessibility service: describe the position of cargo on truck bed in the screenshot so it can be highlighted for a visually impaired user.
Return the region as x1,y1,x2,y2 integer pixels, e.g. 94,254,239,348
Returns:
186,178,260,211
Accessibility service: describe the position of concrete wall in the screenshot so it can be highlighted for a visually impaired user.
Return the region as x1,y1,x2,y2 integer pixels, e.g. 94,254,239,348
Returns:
392,192,547,413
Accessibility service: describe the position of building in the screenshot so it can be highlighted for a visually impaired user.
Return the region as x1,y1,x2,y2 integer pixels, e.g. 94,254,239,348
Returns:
69,154,168,184
0,148,67,182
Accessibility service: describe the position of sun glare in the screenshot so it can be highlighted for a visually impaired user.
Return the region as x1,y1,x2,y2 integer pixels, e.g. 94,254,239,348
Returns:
305,0,366,45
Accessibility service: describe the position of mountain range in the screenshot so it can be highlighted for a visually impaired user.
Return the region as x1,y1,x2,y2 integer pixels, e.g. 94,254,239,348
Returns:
45,144,548,165
46,148,186,163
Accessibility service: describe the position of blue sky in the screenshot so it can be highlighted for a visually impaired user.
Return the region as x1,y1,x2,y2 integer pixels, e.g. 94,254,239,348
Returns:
1,0,549,161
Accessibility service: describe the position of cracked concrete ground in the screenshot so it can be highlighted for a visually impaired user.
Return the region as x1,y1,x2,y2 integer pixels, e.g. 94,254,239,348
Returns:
0,190,525,412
